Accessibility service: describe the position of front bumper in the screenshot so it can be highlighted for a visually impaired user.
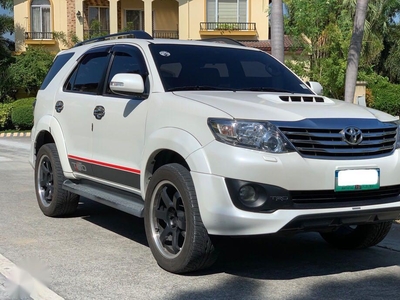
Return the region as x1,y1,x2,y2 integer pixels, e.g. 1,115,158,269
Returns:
189,141,400,236
192,172,400,235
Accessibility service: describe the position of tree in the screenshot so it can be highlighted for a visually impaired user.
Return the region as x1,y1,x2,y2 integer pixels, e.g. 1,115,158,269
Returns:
344,0,368,103
0,0,15,101
0,0,12,10
270,0,284,63
8,47,55,95
285,0,348,98
284,0,400,99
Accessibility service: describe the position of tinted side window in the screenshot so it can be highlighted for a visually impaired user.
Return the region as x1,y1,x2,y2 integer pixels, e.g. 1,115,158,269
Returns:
40,53,74,90
64,52,109,94
105,46,148,95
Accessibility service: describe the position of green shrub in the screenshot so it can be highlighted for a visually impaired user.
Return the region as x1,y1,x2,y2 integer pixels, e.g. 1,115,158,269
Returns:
11,105,34,130
0,102,12,130
0,97,36,130
359,71,400,116
12,97,35,108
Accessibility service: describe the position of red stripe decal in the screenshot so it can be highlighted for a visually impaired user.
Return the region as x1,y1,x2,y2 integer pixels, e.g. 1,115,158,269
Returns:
68,155,141,174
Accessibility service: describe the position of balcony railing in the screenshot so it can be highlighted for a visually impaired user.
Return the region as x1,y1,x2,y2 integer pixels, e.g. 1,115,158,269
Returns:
83,30,110,39
25,32,54,40
153,30,179,39
200,22,257,31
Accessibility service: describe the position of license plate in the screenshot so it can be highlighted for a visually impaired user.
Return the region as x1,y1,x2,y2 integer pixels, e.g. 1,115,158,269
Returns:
335,169,380,192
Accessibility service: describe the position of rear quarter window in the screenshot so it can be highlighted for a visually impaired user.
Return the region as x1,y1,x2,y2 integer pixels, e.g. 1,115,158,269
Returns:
40,53,75,90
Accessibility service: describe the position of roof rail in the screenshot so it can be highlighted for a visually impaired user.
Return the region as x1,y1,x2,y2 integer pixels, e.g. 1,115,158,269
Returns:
74,30,153,47
200,37,245,46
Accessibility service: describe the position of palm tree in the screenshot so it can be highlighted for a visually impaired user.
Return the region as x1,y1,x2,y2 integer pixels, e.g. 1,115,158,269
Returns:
270,0,284,63
344,0,368,103
0,0,12,9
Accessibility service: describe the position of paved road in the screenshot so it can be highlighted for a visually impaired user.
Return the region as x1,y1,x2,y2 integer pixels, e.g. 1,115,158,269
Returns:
0,137,399,300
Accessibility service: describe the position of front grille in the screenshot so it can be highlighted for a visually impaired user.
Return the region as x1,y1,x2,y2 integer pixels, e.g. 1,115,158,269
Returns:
278,121,397,158
290,185,400,209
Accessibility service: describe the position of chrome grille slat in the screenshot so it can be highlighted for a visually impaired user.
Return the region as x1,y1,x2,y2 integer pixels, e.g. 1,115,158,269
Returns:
278,123,397,158
291,138,396,146
297,145,394,154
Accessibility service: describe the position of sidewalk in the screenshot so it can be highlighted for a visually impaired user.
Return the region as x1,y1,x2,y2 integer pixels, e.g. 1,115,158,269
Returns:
0,273,32,300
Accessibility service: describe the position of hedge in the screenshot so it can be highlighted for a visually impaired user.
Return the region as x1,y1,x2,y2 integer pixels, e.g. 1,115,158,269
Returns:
0,97,35,130
0,103,12,130
11,105,34,130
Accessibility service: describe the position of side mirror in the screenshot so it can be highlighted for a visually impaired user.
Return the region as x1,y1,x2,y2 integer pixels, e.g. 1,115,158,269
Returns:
110,73,144,94
306,81,323,96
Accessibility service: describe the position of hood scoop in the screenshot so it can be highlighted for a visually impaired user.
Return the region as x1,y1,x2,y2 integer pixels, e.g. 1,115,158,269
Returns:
279,95,325,103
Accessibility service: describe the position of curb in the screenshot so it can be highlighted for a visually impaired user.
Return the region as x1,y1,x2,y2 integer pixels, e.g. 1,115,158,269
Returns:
0,132,31,138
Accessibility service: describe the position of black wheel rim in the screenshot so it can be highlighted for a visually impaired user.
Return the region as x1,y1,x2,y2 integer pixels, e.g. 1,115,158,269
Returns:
37,155,54,207
150,180,187,259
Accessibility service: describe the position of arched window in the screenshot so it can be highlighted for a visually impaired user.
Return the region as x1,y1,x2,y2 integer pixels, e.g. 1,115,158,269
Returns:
31,0,51,39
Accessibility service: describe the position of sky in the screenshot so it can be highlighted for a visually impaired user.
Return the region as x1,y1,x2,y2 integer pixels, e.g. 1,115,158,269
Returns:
1,7,14,40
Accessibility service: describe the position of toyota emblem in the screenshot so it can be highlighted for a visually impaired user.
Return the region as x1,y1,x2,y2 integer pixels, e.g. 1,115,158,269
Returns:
340,127,363,145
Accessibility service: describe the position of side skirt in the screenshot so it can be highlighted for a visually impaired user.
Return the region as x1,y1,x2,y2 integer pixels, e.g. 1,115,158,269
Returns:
63,179,144,217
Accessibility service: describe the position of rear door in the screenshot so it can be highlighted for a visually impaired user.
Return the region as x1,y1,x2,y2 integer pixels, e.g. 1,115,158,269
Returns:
55,45,111,178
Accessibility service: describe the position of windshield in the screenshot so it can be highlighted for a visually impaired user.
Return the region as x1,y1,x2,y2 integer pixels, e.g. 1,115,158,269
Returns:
149,44,314,94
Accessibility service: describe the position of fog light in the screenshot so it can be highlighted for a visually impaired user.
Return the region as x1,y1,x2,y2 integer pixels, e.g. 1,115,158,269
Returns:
239,185,257,202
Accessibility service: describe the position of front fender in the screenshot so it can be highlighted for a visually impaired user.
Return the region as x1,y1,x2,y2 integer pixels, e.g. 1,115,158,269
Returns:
141,127,212,194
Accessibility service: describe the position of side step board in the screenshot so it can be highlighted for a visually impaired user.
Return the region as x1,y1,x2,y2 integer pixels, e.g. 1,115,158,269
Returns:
63,180,144,217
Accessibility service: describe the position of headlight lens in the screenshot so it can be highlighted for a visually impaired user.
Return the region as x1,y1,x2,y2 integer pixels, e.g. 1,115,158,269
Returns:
208,118,293,153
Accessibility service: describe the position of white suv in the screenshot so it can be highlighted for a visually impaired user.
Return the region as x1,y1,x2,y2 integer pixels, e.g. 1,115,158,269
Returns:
30,31,400,273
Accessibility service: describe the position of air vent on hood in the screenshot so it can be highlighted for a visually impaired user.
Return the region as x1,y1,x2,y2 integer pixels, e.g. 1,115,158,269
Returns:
279,96,325,103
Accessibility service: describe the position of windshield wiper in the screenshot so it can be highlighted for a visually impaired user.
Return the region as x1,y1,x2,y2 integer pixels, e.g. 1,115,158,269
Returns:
167,86,235,92
239,87,293,93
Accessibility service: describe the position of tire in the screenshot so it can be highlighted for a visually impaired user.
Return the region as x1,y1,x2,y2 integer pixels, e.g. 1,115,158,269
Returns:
144,163,218,273
320,222,392,249
35,143,79,217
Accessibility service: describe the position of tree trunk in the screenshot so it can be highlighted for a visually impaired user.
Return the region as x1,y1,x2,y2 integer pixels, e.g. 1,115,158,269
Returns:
344,0,368,103
271,0,284,63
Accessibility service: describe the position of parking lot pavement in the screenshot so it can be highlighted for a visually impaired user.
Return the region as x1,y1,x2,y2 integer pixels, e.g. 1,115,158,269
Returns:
378,223,400,252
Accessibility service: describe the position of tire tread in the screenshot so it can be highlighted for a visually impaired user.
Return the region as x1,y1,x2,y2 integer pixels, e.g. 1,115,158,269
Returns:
144,163,218,273
35,144,79,217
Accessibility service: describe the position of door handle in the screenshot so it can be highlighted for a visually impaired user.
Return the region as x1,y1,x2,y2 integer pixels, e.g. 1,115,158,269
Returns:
93,106,105,120
55,101,64,113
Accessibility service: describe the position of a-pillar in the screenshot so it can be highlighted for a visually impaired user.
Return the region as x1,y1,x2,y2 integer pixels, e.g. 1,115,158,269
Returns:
75,0,84,40
109,0,118,34
143,0,154,35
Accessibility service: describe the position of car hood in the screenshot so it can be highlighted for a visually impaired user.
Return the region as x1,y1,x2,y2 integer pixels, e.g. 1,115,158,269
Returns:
173,91,398,123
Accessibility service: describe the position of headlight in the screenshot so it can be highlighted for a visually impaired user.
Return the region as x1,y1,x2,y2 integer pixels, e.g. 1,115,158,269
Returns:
208,118,294,153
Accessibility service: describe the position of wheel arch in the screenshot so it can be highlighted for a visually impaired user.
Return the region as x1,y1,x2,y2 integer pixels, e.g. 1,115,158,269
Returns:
141,128,212,196
32,115,74,175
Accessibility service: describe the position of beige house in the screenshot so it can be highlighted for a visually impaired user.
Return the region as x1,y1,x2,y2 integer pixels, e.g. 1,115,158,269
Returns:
13,0,270,52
